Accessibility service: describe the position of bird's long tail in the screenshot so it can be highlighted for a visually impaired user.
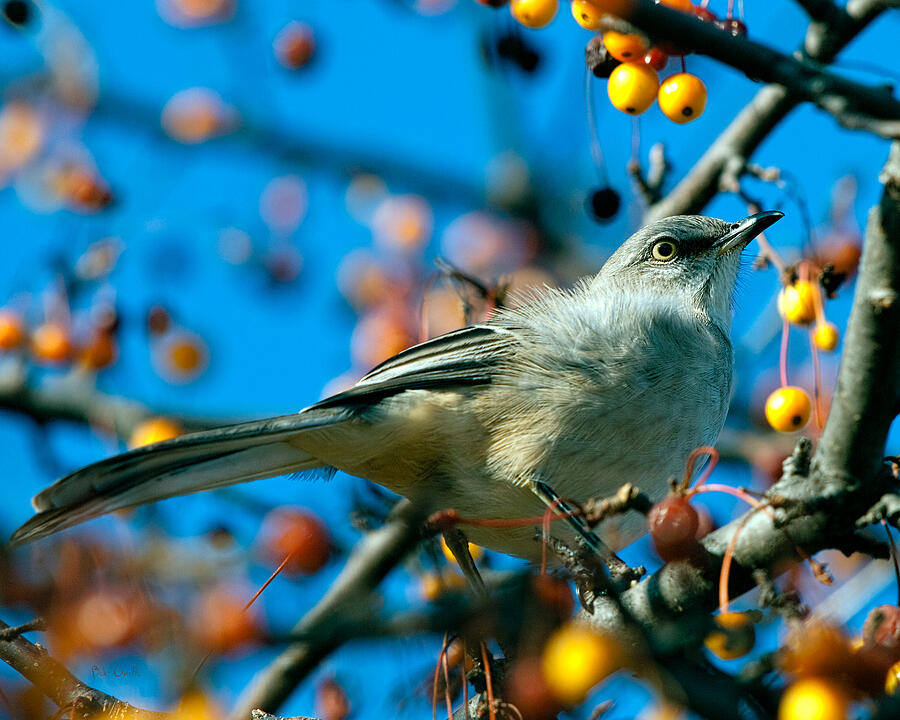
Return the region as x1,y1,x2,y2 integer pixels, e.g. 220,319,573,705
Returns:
8,407,350,548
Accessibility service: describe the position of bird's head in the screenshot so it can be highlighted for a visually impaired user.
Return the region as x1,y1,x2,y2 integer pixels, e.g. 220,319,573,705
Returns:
597,211,784,328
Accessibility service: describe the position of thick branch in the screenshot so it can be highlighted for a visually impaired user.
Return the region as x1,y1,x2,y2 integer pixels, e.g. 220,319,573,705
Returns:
587,142,900,643
814,142,900,483
227,501,424,720
644,0,894,221
0,618,166,719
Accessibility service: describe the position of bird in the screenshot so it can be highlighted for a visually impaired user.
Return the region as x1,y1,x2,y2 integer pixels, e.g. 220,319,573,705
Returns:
9,211,783,561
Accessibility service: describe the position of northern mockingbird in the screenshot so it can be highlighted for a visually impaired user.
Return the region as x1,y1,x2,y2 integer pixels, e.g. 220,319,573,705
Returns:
10,211,783,560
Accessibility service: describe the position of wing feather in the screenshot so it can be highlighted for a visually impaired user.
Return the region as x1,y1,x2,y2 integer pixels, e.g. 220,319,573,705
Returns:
311,324,516,409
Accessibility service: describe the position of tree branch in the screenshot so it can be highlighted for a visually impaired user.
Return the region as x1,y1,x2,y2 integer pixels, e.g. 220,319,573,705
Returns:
0,362,234,440
643,0,895,221
0,618,167,719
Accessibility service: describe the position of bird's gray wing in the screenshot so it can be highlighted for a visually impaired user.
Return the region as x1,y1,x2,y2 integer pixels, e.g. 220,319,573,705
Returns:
311,324,517,410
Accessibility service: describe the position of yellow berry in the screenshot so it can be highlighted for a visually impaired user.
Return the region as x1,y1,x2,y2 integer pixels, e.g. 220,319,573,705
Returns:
765,387,811,433
129,417,182,449
420,570,467,601
704,612,755,660
541,623,619,705
607,62,659,115
813,322,840,352
440,536,484,564
777,281,818,325
778,678,848,720
570,0,604,29
886,659,900,694
603,31,649,61
658,72,707,123
510,0,558,28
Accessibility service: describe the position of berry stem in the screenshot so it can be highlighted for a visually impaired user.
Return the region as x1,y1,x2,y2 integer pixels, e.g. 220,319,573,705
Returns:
779,315,790,389
442,639,454,720
682,445,719,491
243,549,296,611
481,642,497,720
584,67,610,185
808,329,825,431
433,634,451,720
881,518,900,606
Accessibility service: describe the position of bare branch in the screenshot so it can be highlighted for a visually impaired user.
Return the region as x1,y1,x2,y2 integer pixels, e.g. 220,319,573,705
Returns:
0,362,234,440
0,618,167,719
645,0,895,221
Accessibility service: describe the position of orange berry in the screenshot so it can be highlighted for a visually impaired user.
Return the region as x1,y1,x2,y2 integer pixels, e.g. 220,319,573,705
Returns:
260,507,331,575
30,322,72,364
0,309,25,351
656,0,693,10
190,585,261,654
777,281,818,325
157,330,209,382
658,72,707,123
275,22,316,70
779,622,852,678
570,0,604,29
80,331,117,370
603,31,648,61
128,417,182,449
541,623,620,705
316,678,351,720
607,62,658,114
813,322,839,352
704,612,755,660
778,677,847,720
440,535,484,564
765,387,811,433
510,0,558,28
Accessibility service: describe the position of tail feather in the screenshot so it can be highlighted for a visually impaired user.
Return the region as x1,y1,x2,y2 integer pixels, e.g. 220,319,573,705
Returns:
10,408,349,547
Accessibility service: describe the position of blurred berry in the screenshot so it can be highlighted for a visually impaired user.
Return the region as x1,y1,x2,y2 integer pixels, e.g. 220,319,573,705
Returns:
496,32,542,73
316,678,351,720
2,1,31,27
129,417,182,449
260,507,331,575
0,308,25,351
587,186,621,222
275,22,317,70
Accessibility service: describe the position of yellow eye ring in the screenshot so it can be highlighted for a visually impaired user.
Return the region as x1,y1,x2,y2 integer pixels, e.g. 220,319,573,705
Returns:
651,239,678,261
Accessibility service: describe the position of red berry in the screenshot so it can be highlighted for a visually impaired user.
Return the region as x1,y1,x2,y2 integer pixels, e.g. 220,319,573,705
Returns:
531,574,575,619
693,5,716,21
643,47,668,71
648,496,700,561
260,507,331,575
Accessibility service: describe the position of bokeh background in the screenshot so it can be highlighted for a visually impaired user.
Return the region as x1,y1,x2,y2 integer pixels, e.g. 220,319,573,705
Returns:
1,1,899,718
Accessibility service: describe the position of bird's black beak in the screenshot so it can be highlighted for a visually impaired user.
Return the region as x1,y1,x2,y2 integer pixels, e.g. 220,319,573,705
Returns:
716,210,784,256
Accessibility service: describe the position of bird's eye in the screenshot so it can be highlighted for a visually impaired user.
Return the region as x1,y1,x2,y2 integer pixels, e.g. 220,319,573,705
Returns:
651,238,678,262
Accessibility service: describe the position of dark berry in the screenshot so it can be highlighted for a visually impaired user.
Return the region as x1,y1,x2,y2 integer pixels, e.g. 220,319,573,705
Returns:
3,0,30,26
587,186,621,222
718,17,747,36
497,33,541,73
